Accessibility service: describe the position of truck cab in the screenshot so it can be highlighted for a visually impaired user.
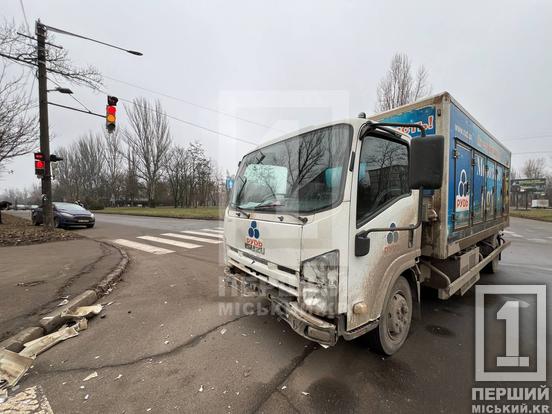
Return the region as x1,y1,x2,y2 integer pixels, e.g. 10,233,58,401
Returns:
224,93,510,355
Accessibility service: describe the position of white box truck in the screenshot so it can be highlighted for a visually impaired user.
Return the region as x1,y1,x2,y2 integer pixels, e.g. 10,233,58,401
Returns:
223,92,511,355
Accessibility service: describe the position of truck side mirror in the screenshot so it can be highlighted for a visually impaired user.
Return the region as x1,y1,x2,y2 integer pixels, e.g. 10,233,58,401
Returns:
409,135,445,190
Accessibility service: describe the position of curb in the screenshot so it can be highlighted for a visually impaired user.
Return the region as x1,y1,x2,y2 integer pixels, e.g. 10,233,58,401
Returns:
0,240,129,352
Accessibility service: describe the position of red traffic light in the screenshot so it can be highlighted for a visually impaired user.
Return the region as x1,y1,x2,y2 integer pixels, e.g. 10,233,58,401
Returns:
107,106,116,115
106,105,116,133
34,152,45,176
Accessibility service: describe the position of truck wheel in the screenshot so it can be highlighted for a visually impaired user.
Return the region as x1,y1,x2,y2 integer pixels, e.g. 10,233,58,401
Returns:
368,276,412,355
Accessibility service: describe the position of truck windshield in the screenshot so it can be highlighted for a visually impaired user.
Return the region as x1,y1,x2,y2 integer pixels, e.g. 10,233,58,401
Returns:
231,124,353,214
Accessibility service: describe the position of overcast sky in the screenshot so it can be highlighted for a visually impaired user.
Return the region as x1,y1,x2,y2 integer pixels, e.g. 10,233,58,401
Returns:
1,0,551,191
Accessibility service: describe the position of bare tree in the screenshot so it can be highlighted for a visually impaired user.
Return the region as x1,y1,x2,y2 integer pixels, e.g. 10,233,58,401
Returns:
522,158,546,179
103,129,123,206
0,67,38,169
124,98,172,207
0,20,102,89
164,145,188,207
375,53,431,112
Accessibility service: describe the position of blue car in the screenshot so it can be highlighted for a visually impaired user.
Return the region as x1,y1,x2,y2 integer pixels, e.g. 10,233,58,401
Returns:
32,202,95,228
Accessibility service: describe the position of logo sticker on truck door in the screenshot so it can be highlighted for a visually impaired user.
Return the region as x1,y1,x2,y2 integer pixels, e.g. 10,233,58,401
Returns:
245,220,265,254
456,169,470,212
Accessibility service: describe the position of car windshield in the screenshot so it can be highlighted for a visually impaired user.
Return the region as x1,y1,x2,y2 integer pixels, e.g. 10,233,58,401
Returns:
54,202,87,212
231,124,353,213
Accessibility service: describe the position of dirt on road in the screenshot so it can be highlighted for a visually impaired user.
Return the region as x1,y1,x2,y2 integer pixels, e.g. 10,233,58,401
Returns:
0,212,80,247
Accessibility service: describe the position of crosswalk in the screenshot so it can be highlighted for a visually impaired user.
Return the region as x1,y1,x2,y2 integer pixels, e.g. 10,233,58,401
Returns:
112,227,224,255
503,230,552,244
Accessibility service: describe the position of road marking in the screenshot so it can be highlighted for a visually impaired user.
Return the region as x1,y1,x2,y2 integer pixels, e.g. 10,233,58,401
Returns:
215,227,224,230
161,233,222,244
526,238,548,243
181,230,224,239
112,239,174,255
202,228,224,234
503,230,523,238
137,235,201,249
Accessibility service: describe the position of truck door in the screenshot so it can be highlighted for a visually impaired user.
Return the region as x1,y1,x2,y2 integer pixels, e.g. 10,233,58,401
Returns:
454,142,472,229
485,160,496,220
472,152,485,224
496,164,504,216
348,133,418,330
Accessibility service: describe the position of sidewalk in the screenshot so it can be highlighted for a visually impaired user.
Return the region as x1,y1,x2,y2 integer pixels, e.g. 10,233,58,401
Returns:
0,238,123,341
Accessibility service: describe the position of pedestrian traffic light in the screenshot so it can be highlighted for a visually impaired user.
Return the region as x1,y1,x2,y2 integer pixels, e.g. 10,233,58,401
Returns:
106,95,118,133
34,152,45,176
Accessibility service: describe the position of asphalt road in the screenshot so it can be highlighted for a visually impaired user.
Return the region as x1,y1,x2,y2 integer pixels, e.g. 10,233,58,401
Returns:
5,214,552,413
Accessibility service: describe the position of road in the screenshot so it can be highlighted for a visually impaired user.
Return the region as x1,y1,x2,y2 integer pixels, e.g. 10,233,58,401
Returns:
6,213,552,413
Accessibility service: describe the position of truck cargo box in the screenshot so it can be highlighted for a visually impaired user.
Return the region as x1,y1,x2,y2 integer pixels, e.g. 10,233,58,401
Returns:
371,92,511,259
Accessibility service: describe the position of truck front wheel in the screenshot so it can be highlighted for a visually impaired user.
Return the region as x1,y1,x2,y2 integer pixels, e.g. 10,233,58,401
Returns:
369,276,412,355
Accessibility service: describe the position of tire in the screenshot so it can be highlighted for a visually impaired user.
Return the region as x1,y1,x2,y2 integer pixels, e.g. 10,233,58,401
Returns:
86,223,95,228
53,217,61,228
368,276,413,355
32,215,40,226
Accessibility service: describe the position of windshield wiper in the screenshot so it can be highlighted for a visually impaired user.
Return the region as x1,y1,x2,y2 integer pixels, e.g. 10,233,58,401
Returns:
282,212,308,224
234,205,251,218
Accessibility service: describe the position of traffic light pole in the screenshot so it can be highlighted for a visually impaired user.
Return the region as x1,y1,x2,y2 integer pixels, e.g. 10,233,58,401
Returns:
36,21,54,229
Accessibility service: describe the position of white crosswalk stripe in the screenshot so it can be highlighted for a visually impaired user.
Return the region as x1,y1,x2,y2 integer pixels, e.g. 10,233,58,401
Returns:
161,233,222,244
137,235,201,249
112,239,174,255
526,238,548,244
181,230,224,239
214,227,224,230
202,228,224,234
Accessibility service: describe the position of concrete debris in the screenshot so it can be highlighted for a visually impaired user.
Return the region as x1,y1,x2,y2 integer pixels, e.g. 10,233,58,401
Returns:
320,344,329,349
115,374,123,380
82,372,98,382
61,304,103,319
220,328,227,335
301,391,310,396
199,385,204,392
0,388,7,403
57,299,69,307
80,386,85,389
19,326,79,358
72,318,88,332
281,385,287,390
84,394,89,400
0,349,34,389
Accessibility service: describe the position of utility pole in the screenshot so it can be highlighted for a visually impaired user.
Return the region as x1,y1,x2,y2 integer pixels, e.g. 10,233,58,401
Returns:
36,20,53,228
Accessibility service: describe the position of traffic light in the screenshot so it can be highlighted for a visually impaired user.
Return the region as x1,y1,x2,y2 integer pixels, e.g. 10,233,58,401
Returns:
34,152,45,176
106,95,118,133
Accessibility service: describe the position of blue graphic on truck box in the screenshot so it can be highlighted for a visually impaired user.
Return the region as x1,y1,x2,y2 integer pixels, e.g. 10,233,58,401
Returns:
447,103,510,237
380,105,436,138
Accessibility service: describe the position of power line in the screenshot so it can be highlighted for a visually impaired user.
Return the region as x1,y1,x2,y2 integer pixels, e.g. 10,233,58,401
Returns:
512,151,552,155
48,76,94,113
103,74,286,133
113,94,258,146
18,0,31,35
1,51,259,146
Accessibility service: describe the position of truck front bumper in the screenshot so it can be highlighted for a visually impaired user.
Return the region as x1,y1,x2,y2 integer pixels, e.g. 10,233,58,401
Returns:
224,266,338,346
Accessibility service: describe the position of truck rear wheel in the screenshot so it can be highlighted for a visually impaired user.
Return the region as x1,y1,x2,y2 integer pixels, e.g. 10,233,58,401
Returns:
368,276,412,355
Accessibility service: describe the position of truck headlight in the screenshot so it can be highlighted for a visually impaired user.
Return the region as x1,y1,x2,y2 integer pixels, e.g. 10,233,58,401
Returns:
299,250,339,316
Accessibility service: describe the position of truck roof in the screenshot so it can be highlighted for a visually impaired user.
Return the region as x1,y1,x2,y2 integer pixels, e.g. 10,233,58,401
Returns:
369,91,511,157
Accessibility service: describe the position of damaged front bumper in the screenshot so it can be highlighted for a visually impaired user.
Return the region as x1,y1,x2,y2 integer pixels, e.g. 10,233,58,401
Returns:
224,266,338,346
